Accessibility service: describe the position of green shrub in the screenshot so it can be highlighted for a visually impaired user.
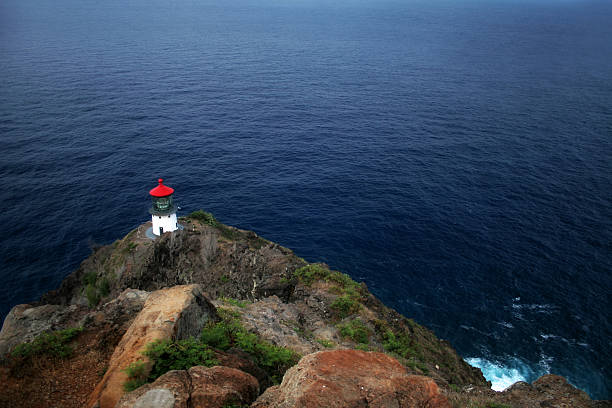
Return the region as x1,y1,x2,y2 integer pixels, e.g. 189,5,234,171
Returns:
201,310,300,383
82,270,97,286
188,210,218,227
338,320,370,344
99,276,111,297
143,338,218,381
218,224,241,240
294,265,364,319
316,339,335,348
11,327,83,359
85,283,100,307
122,360,147,391
200,321,234,350
293,264,330,286
487,404,511,408
221,297,249,308
381,329,423,360
330,294,361,318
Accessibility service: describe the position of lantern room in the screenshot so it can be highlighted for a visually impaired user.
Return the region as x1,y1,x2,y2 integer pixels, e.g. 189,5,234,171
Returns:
149,178,178,235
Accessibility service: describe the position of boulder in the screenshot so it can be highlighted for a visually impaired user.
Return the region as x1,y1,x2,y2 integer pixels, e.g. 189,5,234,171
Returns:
189,365,260,407
252,349,450,408
502,374,595,408
87,285,216,408
115,366,259,408
115,370,191,408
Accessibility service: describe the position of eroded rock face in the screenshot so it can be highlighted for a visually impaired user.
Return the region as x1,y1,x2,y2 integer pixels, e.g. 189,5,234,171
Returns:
115,366,259,408
0,289,149,357
0,303,78,356
87,285,216,408
252,349,451,408
501,374,595,408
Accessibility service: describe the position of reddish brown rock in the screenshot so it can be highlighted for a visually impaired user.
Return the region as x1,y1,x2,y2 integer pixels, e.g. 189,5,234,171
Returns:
252,349,450,408
115,366,259,408
189,366,260,408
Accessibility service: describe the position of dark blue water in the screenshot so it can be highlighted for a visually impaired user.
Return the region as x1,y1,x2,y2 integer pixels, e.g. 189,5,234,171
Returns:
1,0,610,399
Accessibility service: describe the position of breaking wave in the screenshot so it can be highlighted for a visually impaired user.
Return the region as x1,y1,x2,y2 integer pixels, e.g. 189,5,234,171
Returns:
465,357,541,391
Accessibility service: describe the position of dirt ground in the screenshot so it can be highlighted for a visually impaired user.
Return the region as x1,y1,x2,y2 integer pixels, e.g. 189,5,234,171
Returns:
0,330,115,408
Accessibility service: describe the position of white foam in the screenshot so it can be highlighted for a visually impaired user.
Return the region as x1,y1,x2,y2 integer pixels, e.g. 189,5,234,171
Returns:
466,357,529,391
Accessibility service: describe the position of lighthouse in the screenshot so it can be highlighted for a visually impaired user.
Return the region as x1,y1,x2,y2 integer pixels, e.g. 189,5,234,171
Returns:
149,178,178,236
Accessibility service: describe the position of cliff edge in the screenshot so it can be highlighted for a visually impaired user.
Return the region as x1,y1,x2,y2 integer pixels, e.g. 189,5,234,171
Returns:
0,213,607,408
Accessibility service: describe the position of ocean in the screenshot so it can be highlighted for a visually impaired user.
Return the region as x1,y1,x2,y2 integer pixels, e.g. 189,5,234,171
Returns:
1,0,610,399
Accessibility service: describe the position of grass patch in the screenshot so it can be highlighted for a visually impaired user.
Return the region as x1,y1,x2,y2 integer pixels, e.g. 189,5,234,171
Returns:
294,264,365,319
201,308,300,383
82,270,113,307
377,323,423,361
316,339,335,348
85,283,100,307
221,297,249,308
330,294,361,318
220,275,230,283
293,264,330,285
11,327,83,359
99,276,111,297
217,224,242,240
82,270,97,286
337,319,370,344
188,210,218,226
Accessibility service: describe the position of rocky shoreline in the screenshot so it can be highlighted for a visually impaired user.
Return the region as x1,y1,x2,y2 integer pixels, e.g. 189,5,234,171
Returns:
0,213,608,407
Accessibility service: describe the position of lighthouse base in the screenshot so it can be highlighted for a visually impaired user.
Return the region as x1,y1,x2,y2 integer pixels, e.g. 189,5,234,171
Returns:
145,223,184,240
152,212,178,236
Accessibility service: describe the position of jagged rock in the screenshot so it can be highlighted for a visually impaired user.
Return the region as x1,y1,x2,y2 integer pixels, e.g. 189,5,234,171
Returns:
87,285,216,408
252,349,451,408
0,303,88,356
42,221,305,307
501,374,596,408
237,295,324,356
115,366,259,408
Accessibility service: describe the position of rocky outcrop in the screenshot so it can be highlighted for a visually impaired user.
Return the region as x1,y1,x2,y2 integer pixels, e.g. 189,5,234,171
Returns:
87,285,216,408
42,220,303,309
501,375,597,408
0,303,83,356
253,349,450,408
0,288,149,357
116,366,259,408
2,218,606,408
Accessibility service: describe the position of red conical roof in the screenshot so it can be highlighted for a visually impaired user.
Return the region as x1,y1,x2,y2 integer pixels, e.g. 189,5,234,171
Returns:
149,178,174,197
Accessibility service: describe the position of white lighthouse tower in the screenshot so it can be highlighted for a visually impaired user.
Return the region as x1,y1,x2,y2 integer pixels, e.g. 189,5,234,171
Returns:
149,178,178,236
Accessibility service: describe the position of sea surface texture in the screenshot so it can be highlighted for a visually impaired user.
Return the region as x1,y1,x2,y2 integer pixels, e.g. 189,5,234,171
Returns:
1,0,610,399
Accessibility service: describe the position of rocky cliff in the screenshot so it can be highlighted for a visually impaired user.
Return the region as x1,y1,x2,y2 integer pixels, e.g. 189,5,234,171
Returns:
0,213,608,408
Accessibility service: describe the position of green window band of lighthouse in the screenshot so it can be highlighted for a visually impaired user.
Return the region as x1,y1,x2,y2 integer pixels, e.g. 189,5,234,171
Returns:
150,196,176,215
